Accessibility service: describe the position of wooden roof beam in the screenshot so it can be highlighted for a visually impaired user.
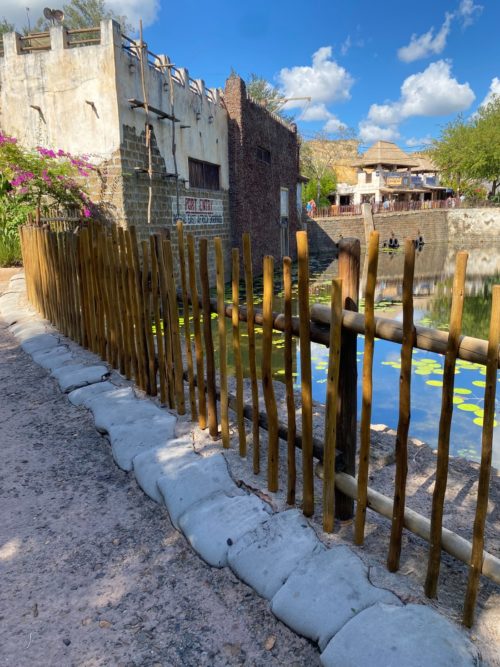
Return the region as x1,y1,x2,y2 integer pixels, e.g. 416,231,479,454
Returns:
128,98,180,122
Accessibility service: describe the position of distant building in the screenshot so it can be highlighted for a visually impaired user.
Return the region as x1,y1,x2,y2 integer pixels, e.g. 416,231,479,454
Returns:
334,141,447,206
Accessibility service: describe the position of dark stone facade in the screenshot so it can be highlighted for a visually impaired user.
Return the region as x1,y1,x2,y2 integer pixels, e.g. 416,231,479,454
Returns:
224,75,301,274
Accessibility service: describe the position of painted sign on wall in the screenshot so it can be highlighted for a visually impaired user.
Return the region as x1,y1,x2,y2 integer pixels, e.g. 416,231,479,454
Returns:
386,176,403,186
172,196,224,225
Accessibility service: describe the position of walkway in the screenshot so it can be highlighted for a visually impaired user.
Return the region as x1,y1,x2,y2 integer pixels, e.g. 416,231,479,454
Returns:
0,271,319,667
0,271,485,667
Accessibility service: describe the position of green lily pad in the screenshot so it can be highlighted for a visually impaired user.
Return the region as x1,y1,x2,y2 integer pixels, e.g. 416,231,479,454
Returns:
472,380,486,388
454,388,472,395
426,380,443,387
457,403,478,412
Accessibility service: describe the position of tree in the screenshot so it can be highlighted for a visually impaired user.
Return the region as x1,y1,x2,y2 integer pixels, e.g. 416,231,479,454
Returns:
246,74,294,122
0,18,14,35
302,171,336,208
468,96,500,196
299,134,357,207
34,0,131,32
430,96,500,197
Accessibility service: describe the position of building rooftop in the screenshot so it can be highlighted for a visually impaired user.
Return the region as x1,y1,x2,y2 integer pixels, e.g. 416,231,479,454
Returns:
352,141,420,168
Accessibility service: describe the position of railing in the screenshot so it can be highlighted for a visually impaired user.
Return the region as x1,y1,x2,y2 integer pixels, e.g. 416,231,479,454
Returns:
121,33,164,73
20,223,500,628
20,32,51,52
66,27,100,47
315,198,500,218
317,204,362,217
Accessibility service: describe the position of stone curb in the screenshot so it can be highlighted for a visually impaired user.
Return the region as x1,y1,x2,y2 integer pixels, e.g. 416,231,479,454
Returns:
0,273,482,667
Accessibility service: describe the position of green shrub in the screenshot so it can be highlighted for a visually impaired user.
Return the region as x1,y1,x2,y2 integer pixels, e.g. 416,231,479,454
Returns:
0,233,22,267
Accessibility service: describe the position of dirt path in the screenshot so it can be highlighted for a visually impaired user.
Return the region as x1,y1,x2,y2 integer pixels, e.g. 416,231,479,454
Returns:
0,276,320,666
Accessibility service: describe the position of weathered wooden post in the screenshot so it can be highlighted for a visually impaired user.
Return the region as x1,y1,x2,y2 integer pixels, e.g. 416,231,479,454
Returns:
335,238,360,520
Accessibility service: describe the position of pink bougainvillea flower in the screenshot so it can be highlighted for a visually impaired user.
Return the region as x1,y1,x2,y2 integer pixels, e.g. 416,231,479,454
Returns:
37,147,57,159
0,133,17,144
82,206,92,218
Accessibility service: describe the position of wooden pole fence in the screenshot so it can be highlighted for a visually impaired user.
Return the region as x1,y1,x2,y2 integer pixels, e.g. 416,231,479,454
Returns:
19,224,500,626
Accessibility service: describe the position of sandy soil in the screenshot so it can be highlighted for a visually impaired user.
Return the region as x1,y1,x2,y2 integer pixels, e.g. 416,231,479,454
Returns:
0,270,320,667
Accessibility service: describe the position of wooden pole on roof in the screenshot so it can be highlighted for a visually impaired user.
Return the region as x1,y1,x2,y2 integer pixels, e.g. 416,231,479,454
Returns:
138,19,153,225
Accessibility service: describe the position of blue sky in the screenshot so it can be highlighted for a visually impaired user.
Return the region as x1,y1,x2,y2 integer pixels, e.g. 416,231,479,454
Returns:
4,0,499,150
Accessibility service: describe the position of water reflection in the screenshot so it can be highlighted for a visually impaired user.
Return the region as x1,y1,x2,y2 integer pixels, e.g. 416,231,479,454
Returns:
201,241,500,468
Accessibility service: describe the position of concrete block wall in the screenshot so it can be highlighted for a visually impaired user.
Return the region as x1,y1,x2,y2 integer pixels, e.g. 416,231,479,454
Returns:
308,209,450,255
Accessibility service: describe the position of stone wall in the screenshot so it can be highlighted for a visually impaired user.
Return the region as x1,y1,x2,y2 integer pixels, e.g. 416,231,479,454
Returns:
447,207,500,239
224,75,300,274
308,209,459,255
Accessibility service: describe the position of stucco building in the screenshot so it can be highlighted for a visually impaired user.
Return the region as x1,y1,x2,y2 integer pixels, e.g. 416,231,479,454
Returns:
0,20,300,275
335,141,447,207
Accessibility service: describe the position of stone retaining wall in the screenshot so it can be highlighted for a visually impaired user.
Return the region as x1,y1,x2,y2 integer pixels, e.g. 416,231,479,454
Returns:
308,207,500,256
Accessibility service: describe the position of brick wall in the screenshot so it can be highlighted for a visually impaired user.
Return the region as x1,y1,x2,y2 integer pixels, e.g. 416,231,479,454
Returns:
224,74,300,275
90,124,231,283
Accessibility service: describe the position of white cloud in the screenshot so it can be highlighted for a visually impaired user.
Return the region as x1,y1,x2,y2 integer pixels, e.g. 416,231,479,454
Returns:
358,122,400,143
359,61,474,145
278,46,354,108
1,0,159,31
299,103,332,121
298,103,346,135
367,61,475,126
478,77,500,109
398,12,453,63
397,2,483,63
457,0,483,27
406,136,434,147
400,61,475,116
323,116,347,133
340,35,351,56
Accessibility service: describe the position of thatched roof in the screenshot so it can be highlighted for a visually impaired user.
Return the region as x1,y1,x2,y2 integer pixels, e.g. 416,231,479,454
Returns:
409,154,438,172
334,164,358,185
352,141,419,168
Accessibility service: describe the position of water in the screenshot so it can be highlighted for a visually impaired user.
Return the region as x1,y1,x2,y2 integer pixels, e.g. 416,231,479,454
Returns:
189,241,500,469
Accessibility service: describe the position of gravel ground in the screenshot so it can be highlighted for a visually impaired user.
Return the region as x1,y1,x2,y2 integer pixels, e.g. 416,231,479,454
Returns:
0,271,320,667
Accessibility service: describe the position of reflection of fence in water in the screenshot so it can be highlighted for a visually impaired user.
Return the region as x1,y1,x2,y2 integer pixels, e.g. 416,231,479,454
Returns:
20,222,500,627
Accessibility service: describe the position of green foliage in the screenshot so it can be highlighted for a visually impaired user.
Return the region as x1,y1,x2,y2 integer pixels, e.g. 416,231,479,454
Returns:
300,140,338,206
0,233,22,267
302,171,337,207
0,132,95,265
427,274,500,340
246,74,294,122
0,18,14,35
430,96,500,196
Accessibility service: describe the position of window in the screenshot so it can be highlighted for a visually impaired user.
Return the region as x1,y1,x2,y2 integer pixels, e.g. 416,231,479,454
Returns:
256,146,271,164
188,158,220,190
365,172,372,183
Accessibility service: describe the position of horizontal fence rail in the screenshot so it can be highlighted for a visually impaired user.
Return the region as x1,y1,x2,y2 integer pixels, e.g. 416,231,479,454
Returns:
19,222,500,627
315,198,500,218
